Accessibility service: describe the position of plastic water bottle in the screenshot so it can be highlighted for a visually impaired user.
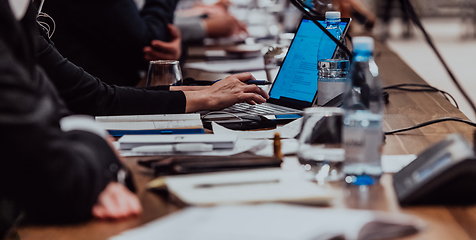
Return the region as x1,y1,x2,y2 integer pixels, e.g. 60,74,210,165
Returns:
317,11,344,60
342,37,384,185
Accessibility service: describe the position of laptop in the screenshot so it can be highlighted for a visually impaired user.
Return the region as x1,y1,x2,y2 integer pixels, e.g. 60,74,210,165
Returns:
215,16,351,117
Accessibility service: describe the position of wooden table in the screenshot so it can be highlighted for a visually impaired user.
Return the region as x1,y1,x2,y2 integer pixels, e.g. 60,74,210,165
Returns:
15,41,476,240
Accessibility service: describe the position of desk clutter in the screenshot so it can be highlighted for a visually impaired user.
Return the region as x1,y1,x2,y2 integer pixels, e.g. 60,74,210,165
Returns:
110,203,423,240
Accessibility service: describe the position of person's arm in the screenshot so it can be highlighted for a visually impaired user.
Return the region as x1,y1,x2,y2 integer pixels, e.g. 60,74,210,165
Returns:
0,36,135,223
36,34,187,116
36,33,268,115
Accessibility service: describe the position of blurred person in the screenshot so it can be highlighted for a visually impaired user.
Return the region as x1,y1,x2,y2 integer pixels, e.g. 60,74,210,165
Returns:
42,0,181,86
174,0,248,43
334,0,376,32
0,0,142,229
377,0,412,41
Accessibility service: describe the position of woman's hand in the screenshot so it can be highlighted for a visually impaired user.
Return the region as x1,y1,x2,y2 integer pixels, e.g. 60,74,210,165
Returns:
92,182,142,219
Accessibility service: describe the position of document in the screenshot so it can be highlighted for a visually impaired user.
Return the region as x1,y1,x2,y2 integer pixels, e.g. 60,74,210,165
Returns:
162,168,335,206
184,57,265,73
95,114,204,136
212,118,302,139
118,134,237,150
110,203,423,240
381,155,417,173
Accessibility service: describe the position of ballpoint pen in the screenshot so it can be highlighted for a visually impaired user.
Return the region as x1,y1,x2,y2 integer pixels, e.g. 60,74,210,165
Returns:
212,79,272,85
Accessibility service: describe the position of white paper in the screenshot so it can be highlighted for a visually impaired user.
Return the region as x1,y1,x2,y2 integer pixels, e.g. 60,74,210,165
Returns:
119,138,268,157
250,138,299,156
212,118,302,139
95,114,203,131
110,203,423,240
95,114,201,122
184,57,265,73
164,168,335,206
381,155,417,173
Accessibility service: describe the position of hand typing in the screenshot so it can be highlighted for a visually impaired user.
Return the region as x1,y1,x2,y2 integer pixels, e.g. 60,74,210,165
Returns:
183,72,269,112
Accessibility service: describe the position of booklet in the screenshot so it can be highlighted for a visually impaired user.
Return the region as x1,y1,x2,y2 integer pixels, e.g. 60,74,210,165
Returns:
95,114,204,136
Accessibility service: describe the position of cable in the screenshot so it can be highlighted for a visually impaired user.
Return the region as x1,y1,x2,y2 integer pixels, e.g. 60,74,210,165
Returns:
399,0,476,118
384,83,459,109
288,0,353,61
385,117,476,135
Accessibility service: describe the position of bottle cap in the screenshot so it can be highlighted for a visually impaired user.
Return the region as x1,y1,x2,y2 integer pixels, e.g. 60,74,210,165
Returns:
352,36,374,53
325,11,341,20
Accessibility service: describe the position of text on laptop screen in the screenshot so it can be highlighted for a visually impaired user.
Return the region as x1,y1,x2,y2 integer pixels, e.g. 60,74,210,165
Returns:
269,19,348,104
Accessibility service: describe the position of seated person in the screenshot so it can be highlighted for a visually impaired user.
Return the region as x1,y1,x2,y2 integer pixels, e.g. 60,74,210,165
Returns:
37,26,268,116
174,0,248,43
42,0,181,86
334,0,376,31
35,1,268,116
0,0,141,228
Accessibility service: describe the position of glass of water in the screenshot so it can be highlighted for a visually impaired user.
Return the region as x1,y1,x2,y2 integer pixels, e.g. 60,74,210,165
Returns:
297,107,345,183
146,60,183,87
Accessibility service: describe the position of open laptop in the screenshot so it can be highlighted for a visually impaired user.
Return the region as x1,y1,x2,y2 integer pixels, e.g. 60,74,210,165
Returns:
217,16,351,117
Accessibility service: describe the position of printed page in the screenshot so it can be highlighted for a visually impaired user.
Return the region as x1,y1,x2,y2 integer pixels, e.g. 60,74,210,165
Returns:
95,113,201,122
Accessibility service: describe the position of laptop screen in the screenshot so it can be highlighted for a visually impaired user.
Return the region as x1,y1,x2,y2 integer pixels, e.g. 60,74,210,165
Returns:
268,18,349,108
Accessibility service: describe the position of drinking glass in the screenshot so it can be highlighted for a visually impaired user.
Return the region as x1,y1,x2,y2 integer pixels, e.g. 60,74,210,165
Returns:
146,60,183,87
297,107,345,183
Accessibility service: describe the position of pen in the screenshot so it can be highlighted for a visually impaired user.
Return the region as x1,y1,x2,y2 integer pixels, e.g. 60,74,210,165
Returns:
195,179,280,188
188,79,272,85
212,79,272,85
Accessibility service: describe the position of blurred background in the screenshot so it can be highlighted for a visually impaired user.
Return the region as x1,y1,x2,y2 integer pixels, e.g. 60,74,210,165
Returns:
370,0,476,122
135,0,476,120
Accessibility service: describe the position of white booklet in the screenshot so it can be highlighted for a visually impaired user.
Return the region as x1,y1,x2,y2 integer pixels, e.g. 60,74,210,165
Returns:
110,203,424,240
95,114,204,136
118,134,237,150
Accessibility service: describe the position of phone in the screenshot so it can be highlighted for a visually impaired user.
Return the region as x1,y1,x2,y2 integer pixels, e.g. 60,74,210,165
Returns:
393,134,476,206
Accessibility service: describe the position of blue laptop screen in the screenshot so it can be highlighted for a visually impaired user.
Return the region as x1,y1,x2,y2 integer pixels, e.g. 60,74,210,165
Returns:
268,19,348,104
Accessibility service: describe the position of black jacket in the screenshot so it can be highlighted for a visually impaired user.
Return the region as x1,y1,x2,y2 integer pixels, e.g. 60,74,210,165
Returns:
36,31,187,116
42,0,179,86
0,1,121,224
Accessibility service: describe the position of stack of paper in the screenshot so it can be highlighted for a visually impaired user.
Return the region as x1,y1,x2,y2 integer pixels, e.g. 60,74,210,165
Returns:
95,114,204,136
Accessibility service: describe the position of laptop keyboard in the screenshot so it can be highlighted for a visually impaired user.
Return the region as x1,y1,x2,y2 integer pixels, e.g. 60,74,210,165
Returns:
222,103,302,115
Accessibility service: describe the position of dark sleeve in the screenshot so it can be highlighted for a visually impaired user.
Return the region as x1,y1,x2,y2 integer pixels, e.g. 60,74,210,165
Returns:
0,38,119,223
43,0,178,67
36,35,187,116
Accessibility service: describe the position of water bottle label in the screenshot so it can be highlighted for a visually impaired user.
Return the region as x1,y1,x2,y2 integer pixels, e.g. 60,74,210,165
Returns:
317,78,346,106
342,112,383,175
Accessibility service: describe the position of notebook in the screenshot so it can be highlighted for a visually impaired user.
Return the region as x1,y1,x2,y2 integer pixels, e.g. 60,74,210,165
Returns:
219,16,351,116
95,114,204,136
